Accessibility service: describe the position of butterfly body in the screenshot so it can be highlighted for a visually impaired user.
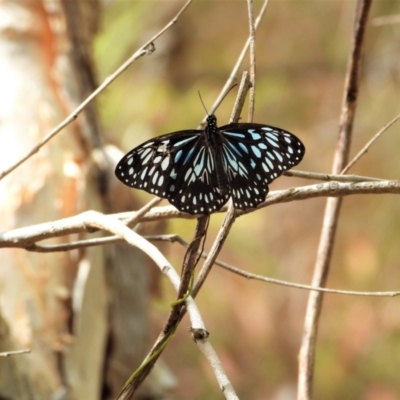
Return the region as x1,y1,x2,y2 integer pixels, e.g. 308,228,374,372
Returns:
115,115,305,215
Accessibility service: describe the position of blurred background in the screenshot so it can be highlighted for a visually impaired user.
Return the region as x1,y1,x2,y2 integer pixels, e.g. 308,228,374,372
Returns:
0,1,400,399
96,1,400,399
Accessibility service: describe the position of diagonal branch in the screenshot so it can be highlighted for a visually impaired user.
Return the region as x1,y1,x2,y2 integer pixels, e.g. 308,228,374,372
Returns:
117,216,211,399
297,1,373,399
246,0,257,122
0,0,192,181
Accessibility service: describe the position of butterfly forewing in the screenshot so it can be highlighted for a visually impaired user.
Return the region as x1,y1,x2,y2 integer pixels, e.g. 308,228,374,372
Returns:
115,129,231,214
218,123,305,210
115,130,199,196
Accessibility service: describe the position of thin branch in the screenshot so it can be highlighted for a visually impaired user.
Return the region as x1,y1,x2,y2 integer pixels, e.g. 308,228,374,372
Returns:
1,180,399,249
118,217,213,399
341,110,400,174
64,211,232,400
230,72,253,124
283,170,382,182
0,0,192,181
202,0,269,122
230,72,251,123
372,13,400,26
246,0,256,122
148,234,400,298
194,203,237,296
0,349,31,357
298,2,372,400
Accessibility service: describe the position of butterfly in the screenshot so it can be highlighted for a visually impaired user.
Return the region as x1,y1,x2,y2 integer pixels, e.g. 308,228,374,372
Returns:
115,114,305,215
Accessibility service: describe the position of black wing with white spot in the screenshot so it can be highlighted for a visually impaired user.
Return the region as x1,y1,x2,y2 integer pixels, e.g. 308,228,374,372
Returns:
115,130,230,215
115,115,305,215
218,123,305,210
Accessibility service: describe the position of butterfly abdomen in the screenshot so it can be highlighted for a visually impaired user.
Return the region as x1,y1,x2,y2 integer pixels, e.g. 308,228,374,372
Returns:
206,117,230,196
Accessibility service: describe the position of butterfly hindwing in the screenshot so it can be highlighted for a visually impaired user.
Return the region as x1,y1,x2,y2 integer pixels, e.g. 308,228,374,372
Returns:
218,123,305,210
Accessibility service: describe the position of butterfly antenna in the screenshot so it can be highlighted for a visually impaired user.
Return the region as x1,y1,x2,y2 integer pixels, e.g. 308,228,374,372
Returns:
198,91,209,116
198,84,238,117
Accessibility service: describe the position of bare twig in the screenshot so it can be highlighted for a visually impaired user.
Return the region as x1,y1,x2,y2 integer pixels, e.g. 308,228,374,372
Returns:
0,349,31,357
194,204,237,296
341,110,400,174
118,217,212,399
298,2,372,399
24,197,162,252
0,0,192,181
202,0,269,122
372,13,400,26
283,170,382,182
1,180,399,250
230,72,251,123
67,211,229,400
246,0,256,122
148,235,400,298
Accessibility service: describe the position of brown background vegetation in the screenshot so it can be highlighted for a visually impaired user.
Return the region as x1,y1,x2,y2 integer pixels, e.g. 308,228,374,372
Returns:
1,0,400,399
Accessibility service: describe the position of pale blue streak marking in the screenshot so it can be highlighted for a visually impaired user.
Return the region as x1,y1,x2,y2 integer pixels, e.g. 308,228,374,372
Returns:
266,132,279,141
265,157,274,170
161,157,169,170
184,168,192,181
192,148,205,175
174,149,183,162
250,159,256,169
170,168,177,179
141,167,148,180
266,138,279,148
140,148,152,159
223,146,239,171
248,129,261,140
142,152,152,164
224,131,246,138
226,141,242,156
182,147,195,165
251,145,262,158
194,163,204,176
173,136,197,147
238,142,249,153
258,143,267,150
273,150,283,162
238,162,248,177
152,170,159,184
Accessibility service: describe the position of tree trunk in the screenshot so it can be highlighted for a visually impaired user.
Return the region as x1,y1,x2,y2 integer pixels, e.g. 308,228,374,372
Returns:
0,1,169,399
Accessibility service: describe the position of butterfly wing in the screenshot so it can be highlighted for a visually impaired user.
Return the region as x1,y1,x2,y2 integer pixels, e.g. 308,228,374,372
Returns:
218,123,305,210
115,130,230,215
